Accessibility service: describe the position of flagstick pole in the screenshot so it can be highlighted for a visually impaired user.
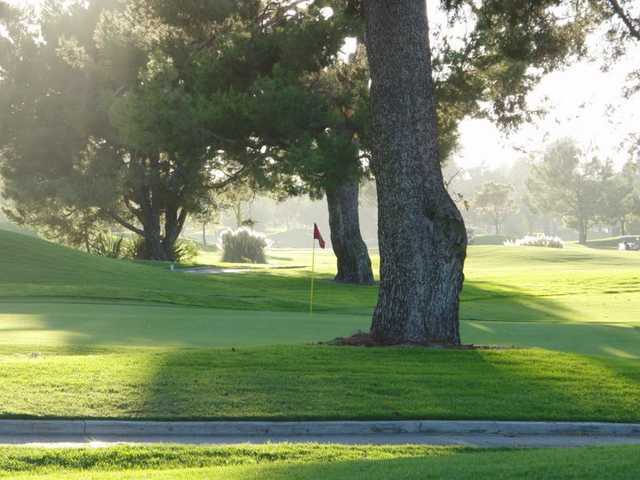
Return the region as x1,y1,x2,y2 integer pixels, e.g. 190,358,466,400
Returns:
310,237,316,315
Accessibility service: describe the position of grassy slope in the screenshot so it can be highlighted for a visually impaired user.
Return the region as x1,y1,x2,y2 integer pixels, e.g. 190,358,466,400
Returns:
1,230,639,357
1,445,639,479
0,229,639,421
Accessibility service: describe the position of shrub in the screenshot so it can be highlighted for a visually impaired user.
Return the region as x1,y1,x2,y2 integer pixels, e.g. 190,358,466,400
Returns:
125,237,148,260
220,228,268,263
173,240,198,263
88,232,126,259
504,234,564,249
124,237,198,263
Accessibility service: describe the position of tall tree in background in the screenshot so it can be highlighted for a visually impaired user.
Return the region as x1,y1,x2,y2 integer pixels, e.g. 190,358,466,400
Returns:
528,139,607,244
266,48,374,284
317,53,374,284
602,147,640,234
0,1,344,260
474,182,516,235
0,1,213,257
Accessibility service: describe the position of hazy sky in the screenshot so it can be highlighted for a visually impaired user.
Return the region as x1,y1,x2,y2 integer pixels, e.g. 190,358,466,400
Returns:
5,0,638,172
455,50,640,171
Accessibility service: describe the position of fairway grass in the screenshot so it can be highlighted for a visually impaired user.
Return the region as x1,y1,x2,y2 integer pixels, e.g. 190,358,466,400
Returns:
0,229,639,422
1,445,639,479
1,230,640,357
1,346,638,421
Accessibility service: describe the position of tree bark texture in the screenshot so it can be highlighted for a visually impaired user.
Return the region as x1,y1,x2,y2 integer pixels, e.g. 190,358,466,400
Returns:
364,0,467,345
578,221,588,245
325,178,374,284
129,187,187,261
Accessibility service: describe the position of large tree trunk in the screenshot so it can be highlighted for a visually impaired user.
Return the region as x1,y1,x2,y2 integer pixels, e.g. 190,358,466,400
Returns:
140,197,169,261
364,0,467,345
117,155,188,261
576,217,588,245
162,204,187,260
325,178,374,284
136,189,186,261
578,225,588,245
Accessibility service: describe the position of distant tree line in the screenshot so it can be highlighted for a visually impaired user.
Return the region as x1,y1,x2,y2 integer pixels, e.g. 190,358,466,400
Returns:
447,137,640,244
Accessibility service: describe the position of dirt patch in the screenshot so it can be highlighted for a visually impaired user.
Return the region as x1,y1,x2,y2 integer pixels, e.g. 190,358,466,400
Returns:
322,331,505,350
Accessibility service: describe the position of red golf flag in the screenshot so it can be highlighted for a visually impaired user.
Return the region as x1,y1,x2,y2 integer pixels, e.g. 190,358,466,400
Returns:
313,223,326,249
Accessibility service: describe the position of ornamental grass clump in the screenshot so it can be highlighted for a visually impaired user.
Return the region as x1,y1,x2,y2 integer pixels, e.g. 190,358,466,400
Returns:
87,232,126,259
504,234,564,248
125,238,198,263
221,228,268,263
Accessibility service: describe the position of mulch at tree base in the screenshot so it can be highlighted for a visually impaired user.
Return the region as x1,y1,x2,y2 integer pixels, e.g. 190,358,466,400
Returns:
320,331,499,349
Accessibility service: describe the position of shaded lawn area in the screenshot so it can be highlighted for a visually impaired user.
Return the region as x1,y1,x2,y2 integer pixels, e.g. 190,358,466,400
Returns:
1,445,639,479
0,346,638,422
0,230,375,313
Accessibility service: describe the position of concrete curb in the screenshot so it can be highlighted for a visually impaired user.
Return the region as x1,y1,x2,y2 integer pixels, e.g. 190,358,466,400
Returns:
0,420,639,437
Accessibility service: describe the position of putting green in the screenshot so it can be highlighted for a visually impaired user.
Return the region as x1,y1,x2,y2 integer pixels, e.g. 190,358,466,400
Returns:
1,300,639,358
1,229,640,358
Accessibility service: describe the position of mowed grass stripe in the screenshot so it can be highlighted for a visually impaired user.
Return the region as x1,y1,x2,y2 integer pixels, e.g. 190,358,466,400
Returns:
1,445,639,479
0,347,638,421
2,229,640,316
1,301,640,358
0,229,639,421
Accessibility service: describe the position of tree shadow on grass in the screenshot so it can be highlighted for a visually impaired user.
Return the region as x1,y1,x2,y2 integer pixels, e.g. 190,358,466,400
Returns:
461,280,576,323
136,346,640,423
210,448,640,480
461,280,640,358
1,277,639,420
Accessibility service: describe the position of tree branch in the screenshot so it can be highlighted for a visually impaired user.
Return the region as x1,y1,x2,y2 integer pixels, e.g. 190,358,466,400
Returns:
607,0,640,41
210,165,251,189
445,167,465,188
108,212,145,237
177,207,188,233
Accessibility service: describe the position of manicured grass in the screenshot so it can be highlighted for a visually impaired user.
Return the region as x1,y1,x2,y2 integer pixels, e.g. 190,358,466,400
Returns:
1,346,638,421
2,300,639,358
0,302,366,348
3,229,640,322
1,445,639,479
585,235,640,250
1,229,640,357
0,229,639,421
0,230,375,313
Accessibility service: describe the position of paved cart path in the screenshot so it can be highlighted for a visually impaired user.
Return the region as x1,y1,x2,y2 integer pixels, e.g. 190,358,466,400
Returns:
2,420,640,448
2,433,640,449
